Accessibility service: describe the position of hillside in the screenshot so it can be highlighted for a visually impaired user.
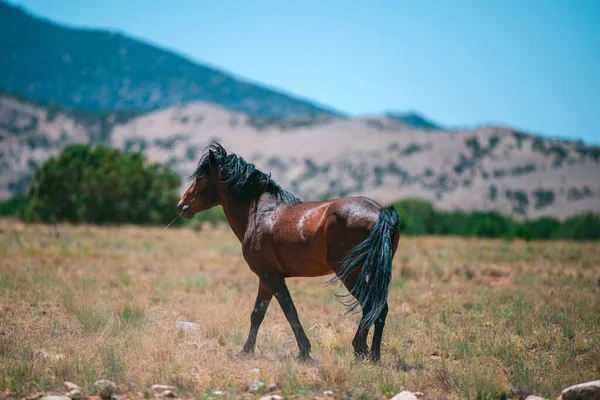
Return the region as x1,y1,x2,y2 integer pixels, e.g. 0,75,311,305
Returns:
0,1,341,118
2,91,599,220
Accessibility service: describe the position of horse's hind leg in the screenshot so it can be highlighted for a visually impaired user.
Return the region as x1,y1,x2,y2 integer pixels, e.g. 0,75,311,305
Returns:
369,302,388,363
340,271,371,359
239,280,273,356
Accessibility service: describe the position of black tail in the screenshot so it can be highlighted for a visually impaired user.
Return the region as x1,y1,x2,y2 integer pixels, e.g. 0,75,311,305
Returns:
327,205,400,328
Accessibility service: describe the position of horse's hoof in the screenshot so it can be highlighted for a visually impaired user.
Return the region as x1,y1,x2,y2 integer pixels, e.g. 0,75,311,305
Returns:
353,348,370,362
369,352,381,364
299,354,315,364
235,350,253,359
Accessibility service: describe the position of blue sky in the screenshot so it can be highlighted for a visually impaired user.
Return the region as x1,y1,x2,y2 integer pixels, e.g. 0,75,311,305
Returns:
8,0,600,144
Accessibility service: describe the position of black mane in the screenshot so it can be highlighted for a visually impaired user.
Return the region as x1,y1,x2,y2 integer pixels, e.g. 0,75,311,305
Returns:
190,143,301,206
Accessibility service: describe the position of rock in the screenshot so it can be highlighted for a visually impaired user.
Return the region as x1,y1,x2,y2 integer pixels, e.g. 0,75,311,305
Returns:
110,396,124,400
211,391,225,396
323,390,334,397
161,391,176,398
390,391,419,400
267,383,277,391
94,380,117,400
559,380,600,400
525,396,547,400
248,380,266,393
250,368,260,374
175,321,199,330
39,397,71,400
63,382,82,399
259,396,282,400
63,382,80,392
151,385,177,394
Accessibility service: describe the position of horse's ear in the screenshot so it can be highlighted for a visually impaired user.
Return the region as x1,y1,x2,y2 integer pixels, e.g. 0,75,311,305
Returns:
208,150,217,169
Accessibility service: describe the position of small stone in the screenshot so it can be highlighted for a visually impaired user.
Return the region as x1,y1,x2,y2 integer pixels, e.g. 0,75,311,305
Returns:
212,391,225,396
413,393,425,398
151,385,177,393
259,396,282,400
110,396,124,400
390,391,419,400
64,382,81,392
175,321,199,330
68,389,82,399
560,380,600,400
250,368,260,374
248,380,266,393
525,396,548,400
267,383,277,391
162,390,176,398
39,397,71,400
399,302,411,314
94,380,117,400
323,390,334,397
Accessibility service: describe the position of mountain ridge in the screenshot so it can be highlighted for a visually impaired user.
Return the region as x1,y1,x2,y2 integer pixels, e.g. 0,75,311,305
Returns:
0,0,345,118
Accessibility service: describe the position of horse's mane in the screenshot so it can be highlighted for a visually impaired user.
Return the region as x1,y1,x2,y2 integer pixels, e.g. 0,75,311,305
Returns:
190,143,301,206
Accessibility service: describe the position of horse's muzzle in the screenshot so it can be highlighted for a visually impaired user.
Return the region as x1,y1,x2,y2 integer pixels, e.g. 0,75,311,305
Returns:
177,202,192,218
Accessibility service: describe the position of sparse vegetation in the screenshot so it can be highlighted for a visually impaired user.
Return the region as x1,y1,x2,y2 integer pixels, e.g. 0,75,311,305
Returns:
567,186,593,202
505,189,529,216
533,188,555,210
488,185,498,201
0,219,598,399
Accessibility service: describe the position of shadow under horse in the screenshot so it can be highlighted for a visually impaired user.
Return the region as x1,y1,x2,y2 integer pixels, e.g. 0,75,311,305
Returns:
176,143,400,363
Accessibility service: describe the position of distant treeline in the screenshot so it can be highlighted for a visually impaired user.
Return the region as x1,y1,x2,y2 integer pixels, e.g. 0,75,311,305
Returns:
0,144,598,240
393,198,599,241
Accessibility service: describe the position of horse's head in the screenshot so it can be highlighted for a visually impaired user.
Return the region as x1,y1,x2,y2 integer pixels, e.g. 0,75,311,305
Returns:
177,148,221,219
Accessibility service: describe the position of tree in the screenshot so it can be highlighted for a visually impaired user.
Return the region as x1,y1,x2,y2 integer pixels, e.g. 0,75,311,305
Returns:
20,144,182,225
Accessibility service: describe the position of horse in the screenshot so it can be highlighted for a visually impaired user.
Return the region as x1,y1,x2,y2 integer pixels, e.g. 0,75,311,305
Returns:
176,143,400,363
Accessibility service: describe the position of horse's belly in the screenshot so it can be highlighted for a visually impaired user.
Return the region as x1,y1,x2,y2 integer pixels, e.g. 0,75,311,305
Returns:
275,242,333,278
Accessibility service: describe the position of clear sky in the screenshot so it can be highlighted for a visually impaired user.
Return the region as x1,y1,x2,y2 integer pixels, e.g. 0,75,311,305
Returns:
7,0,600,144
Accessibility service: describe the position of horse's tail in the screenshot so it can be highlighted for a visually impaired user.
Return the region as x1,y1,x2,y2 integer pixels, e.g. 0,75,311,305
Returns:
329,205,400,329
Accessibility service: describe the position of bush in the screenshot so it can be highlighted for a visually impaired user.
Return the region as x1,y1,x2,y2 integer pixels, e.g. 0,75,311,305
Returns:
392,198,599,241
0,195,29,216
19,144,182,225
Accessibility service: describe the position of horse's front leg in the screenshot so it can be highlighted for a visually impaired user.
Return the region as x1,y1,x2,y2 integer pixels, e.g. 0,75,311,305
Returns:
239,280,273,356
262,273,312,361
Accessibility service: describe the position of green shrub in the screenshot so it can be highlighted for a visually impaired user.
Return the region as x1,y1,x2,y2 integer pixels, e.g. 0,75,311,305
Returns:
19,144,182,225
0,195,29,216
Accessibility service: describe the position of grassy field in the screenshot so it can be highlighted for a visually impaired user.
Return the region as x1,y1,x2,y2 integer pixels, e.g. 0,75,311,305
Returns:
0,218,599,400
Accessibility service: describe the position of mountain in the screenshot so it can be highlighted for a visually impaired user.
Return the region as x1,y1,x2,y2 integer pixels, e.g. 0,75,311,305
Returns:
386,111,444,130
2,90,599,220
0,1,343,118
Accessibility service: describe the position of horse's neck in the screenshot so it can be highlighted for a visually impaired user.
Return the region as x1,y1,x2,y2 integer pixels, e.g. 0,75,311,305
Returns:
219,190,277,243
220,195,251,242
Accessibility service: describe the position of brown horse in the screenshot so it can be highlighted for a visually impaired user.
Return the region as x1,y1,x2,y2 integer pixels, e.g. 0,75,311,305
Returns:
176,143,400,363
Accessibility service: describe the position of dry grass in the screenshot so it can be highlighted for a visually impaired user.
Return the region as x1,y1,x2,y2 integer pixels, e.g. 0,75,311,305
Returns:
1,218,599,400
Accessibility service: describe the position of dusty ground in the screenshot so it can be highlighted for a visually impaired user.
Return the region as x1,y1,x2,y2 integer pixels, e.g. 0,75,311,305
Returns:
0,218,599,400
